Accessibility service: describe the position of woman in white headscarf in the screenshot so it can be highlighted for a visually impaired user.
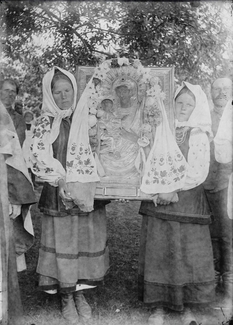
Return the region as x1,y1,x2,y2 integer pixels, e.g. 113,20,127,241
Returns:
29,67,109,324
138,82,215,325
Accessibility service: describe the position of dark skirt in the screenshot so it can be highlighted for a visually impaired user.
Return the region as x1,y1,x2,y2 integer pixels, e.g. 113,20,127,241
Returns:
138,215,215,311
37,206,109,293
138,186,215,311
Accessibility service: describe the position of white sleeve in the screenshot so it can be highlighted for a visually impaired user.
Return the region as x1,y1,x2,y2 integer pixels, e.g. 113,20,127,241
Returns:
214,99,232,164
181,129,210,191
214,139,232,164
29,116,66,187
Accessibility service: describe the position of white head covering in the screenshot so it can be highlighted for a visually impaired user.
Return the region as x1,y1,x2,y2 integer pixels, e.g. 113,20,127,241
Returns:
174,81,212,135
36,67,99,212
41,67,99,184
42,66,77,144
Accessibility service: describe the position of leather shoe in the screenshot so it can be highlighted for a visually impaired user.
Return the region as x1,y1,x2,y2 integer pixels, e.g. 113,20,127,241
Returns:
61,293,79,324
74,291,92,321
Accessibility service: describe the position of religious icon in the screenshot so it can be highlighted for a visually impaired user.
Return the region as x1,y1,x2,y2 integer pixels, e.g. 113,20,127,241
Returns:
75,58,174,200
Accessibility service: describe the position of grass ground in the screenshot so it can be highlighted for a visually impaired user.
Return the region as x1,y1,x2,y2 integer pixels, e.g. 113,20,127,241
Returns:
18,185,232,325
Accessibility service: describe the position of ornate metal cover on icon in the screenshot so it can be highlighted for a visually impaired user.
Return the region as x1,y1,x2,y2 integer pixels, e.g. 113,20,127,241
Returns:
75,58,174,200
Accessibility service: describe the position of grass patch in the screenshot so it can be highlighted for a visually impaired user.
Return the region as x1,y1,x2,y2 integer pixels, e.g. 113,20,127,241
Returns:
18,186,232,325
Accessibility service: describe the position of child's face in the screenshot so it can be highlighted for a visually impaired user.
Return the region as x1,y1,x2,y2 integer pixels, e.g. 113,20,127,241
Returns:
24,113,33,123
175,93,195,122
102,99,113,112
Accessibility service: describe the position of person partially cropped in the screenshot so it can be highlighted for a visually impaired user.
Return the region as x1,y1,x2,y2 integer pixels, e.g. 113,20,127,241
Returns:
138,82,215,325
203,77,232,304
0,78,36,272
22,110,36,186
0,78,26,146
0,100,36,324
29,67,109,324
213,98,233,310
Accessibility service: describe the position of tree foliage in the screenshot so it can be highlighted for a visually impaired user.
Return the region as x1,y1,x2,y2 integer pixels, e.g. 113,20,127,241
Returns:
0,0,232,103
117,1,233,85
0,1,124,105
1,1,123,68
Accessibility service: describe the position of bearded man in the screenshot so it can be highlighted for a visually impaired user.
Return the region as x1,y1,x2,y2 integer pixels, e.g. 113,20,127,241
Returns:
204,77,232,308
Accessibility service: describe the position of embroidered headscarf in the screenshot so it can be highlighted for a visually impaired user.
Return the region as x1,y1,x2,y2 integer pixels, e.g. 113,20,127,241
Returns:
174,81,212,135
38,67,99,211
41,66,99,182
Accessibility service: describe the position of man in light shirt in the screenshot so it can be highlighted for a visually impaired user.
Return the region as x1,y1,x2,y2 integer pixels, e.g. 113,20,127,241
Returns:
204,77,232,308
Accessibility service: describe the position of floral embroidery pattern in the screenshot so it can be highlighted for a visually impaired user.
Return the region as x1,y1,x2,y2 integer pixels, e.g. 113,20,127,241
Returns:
33,116,50,139
66,143,96,177
45,167,54,173
31,162,40,173
29,114,66,183
143,150,186,187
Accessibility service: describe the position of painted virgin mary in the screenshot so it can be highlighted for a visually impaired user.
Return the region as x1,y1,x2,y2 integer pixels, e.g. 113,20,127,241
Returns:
99,78,141,180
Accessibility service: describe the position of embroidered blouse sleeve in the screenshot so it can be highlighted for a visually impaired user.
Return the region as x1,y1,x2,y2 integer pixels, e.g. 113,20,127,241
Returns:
181,129,210,191
29,116,66,187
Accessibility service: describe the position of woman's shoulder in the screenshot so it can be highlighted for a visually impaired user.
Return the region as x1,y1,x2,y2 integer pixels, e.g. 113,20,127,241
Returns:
189,128,209,146
190,127,208,137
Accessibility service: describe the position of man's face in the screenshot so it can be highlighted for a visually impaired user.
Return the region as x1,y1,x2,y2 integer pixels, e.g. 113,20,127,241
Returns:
211,78,232,109
0,81,17,109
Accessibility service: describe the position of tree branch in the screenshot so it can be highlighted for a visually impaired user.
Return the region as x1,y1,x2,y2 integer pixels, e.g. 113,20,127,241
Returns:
42,5,91,52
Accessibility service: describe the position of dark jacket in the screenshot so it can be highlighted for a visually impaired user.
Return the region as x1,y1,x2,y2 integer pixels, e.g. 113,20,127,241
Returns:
6,106,26,147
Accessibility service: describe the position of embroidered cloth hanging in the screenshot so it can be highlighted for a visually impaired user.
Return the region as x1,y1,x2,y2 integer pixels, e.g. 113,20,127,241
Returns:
140,97,187,194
